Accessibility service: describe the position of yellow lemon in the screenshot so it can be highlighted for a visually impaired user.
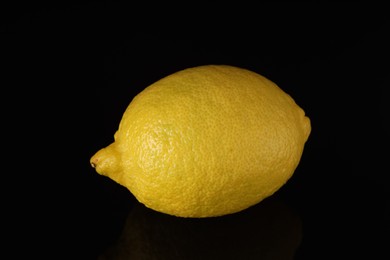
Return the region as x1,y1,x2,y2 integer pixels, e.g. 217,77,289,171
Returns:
90,65,311,218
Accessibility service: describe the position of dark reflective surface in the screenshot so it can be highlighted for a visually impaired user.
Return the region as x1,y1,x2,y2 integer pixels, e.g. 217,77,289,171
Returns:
3,3,388,259
99,196,302,260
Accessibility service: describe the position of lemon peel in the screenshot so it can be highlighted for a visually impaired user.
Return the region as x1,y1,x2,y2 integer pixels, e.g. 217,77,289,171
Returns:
91,65,311,218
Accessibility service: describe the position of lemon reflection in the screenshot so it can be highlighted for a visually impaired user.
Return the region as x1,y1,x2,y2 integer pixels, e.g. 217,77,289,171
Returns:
99,196,302,260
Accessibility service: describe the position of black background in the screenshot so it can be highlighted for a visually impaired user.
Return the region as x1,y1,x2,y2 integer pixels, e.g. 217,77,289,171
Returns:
2,2,388,259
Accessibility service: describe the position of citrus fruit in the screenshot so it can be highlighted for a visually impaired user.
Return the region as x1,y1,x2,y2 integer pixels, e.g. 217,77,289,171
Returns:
90,64,311,218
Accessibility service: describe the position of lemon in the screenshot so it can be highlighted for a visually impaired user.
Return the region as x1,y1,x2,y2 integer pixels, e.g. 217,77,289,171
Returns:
90,65,311,218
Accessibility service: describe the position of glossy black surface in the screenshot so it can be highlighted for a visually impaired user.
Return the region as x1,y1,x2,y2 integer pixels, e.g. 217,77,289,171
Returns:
3,3,388,259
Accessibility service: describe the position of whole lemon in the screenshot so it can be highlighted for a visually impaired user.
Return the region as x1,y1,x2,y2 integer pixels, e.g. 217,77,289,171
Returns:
90,65,311,218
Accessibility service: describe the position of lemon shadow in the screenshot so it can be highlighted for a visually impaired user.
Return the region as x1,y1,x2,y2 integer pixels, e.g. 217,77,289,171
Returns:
99,196,302,260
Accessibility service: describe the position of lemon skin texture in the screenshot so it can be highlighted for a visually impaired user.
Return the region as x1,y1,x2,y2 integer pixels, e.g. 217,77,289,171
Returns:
91,65,311,218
